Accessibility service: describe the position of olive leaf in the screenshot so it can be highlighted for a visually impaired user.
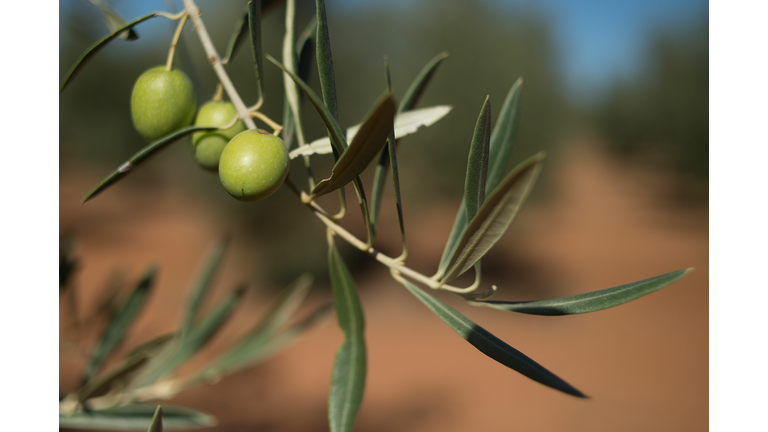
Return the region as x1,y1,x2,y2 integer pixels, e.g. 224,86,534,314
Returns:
88,0,139,41
473,269,692,315
221,8,249,65
288,105,452,159
183,237,230,333
394,274,585,397
464,96,492,223
315,0,340,141
60,12,160,93
437,78,524,278
59,404,214,430
282,17,317,148
78,353,151,403
311,92,396,198
440,153,545,283
327,239,367,432
82,125,218,204
147,406,163,432
82,265,157,385
248,0,265,97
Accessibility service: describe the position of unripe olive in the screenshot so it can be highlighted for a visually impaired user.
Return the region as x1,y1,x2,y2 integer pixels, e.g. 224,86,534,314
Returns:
130,66,196,142
218,130,289,202
191,101,246,171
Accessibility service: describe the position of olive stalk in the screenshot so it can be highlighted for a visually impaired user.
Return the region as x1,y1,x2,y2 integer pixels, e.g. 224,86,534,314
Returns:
165,13,188,71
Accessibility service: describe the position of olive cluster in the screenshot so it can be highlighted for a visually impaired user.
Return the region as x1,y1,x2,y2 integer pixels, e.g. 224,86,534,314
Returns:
130,66,288,201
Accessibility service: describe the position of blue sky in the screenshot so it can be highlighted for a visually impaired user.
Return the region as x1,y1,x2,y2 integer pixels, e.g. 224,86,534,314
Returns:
62,0,708,101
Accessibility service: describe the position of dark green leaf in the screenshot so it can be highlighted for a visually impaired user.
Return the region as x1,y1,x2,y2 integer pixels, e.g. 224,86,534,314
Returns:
267,55,348,154
82,265,157,385
248,0,264,96
441,153,545,283
395,275,585,397
315,0,339,125
399,51,449,113
147,406,162,432
487,77,524,194
59,404,214,430
82,125,218,204
437,78,523,278
126,333,177,359
327,240,367,432
311,93,396,198
464,96,492,222
475,269,692,315
88,0,139,41
79,353,150,403
60,12,159,93
222,9,248,65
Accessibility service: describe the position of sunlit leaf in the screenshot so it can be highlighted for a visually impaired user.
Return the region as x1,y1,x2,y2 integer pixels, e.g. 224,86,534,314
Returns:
81,125,218,204
147,406,162,432
289,106,452,159
437,78,523,278
88,0,139,41
441,153,545,283
395,275,585,397
82,265,157,385
327,240,367,432
464,96,492,222
311,93,396,198
475,269,692,315
59,404,214,430
60,12,159,93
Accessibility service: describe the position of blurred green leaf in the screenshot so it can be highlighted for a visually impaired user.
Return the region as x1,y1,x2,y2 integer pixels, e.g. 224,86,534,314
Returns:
126,333,177,360
437,79,524,278
82,265,157,385
81,125,218,204
221,9,248,65
311,93,396,198
60,12,159,93
464,96,492,223
475,269,691,315
200,274,313,378
248,0,265,97
88,0,139,41
441,153,545,283
327,240,367,432
183,238,229,333
147,406,162,432
79,353,150,403
289,106,452,159
267,55,348,154
59,404,214,430
395,275,585,398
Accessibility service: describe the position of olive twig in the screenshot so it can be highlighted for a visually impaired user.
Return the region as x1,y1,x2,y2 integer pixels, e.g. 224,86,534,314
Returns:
249,111,283,134
212,82,223,102
165,13,188,71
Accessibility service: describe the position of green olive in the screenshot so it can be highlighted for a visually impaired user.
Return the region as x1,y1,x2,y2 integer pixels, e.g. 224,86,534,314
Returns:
130,66,196,142
218,130,289,201
191,101,246,171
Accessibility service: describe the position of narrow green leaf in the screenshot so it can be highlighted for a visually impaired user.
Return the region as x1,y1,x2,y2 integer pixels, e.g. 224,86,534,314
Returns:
399,52,449,112
183,238,229,333
248,0,265,97
59,404,215,430
441,153,545,283
268,55,348,154
464,96,492,222
147,406,162,432
200,274,314,378
311,93,395,198
290,105,452,159
221,9,248,65
79,353,150,403
82,265,157,384
437,78,524,278
487,78,524,194
125,333,177,359
395,275,585,397
282,17,317,148
82,125,218,204
88,0,139,41
475,269,692,315
60,12,159,93
315,0,339,126
327,240,367,432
